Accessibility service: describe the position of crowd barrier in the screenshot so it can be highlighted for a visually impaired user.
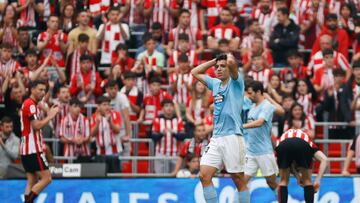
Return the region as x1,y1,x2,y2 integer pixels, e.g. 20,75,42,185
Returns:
1,177,359,203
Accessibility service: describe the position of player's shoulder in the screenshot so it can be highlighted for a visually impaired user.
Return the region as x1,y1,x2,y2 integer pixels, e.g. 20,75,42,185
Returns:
22,98,36,108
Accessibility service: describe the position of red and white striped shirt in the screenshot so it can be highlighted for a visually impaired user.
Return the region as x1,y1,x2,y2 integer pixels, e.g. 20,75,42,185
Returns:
179,138,209,158
144,0,179,33
91,111,122,155
52,99,69,138
143,90,173,122
276,129,317,149
251,6,277,39
98,22,130,64
201,0,228,29
248,68,274,88
37,30,68,67
186,96,208,123
120,86,142,121
60,114,90,157
168,50,199,68
89,0,121,16
20,98,43,155
296,94,315,117
209,24,241,41
169,72,194,105
153,115,184,156
126,0,145,26
307,50,351,72
168,26,202,51
181,0,202,28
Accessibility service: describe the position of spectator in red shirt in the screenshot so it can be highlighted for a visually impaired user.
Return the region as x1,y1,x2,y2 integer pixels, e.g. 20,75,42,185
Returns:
111,43,135,76
311,13,350,59
167,9,203,56
207,7,241,52
171,123,209,176
151,99,186,174
37,15,68,68
279,50,307,94
139,77,181,124
69,54,102,103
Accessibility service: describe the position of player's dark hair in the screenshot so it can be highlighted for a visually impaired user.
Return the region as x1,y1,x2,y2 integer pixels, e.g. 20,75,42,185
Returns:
96,96,111,105
218,39,230,45
151,22,162,30
123,71,137,79
179,9,190,16
249,81,264,94
80,54,93,62
353,59,360,69
215,53,227,62
1,116,12,124
149,76,162,84
322,49,333,57
178,53,189,62
105,80,118,88
278,7,289,16
178,33,190,41
286,49,302,58
115,43,128,52
29,80,47,90
161,98,174,107
78,33,90,42
333,68,345,77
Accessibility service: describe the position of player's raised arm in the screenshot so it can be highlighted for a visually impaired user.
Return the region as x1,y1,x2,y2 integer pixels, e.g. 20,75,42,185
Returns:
227,53,239,80
264,93,285,116
191,58,216,86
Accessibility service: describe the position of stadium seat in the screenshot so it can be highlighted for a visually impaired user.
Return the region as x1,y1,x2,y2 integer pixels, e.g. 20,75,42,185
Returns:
328,143,342,157
121,160,149,173
330,161,342,174
349,161,357,174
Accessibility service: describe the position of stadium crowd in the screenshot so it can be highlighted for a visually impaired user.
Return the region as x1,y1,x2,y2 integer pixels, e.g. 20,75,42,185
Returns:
0,0,360,178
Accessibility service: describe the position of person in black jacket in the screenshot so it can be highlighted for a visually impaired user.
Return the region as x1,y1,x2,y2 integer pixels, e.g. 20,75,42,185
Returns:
322,68,354,139
269,7,300,66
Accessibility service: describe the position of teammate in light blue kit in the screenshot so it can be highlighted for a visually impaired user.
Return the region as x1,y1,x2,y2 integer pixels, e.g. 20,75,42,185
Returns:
191,53,248,203
243,81,285,200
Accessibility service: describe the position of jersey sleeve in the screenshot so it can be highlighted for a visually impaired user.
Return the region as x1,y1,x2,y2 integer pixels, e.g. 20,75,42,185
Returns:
204,75,217,91
25,102,37,121
258,102,275,122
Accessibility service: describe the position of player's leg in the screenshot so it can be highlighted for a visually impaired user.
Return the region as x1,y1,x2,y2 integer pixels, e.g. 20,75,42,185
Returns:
223,135,249,203
24,172,37,202
258,154,279,194
278,168,290,203
199,165,218,203
199,138,222,203
26,169,52,202
299,168,314,203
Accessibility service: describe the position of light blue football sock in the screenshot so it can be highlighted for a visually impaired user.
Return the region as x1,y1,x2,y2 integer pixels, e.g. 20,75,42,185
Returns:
203,186,218,203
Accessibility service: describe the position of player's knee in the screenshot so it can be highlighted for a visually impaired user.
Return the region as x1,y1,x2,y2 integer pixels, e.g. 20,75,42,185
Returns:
199,172,212,184
42,173,52,185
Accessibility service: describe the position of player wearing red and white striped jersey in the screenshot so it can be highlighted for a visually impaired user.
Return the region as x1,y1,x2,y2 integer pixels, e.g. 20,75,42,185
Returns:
276,128,327,203
90,96,122,173
60,98,91,159
37,16,68,68
97,7,130,64
207,7,241,52
151,99,186,173
169,53,194,106
144,0,179,33
20,80,60,203
167,9,203,56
